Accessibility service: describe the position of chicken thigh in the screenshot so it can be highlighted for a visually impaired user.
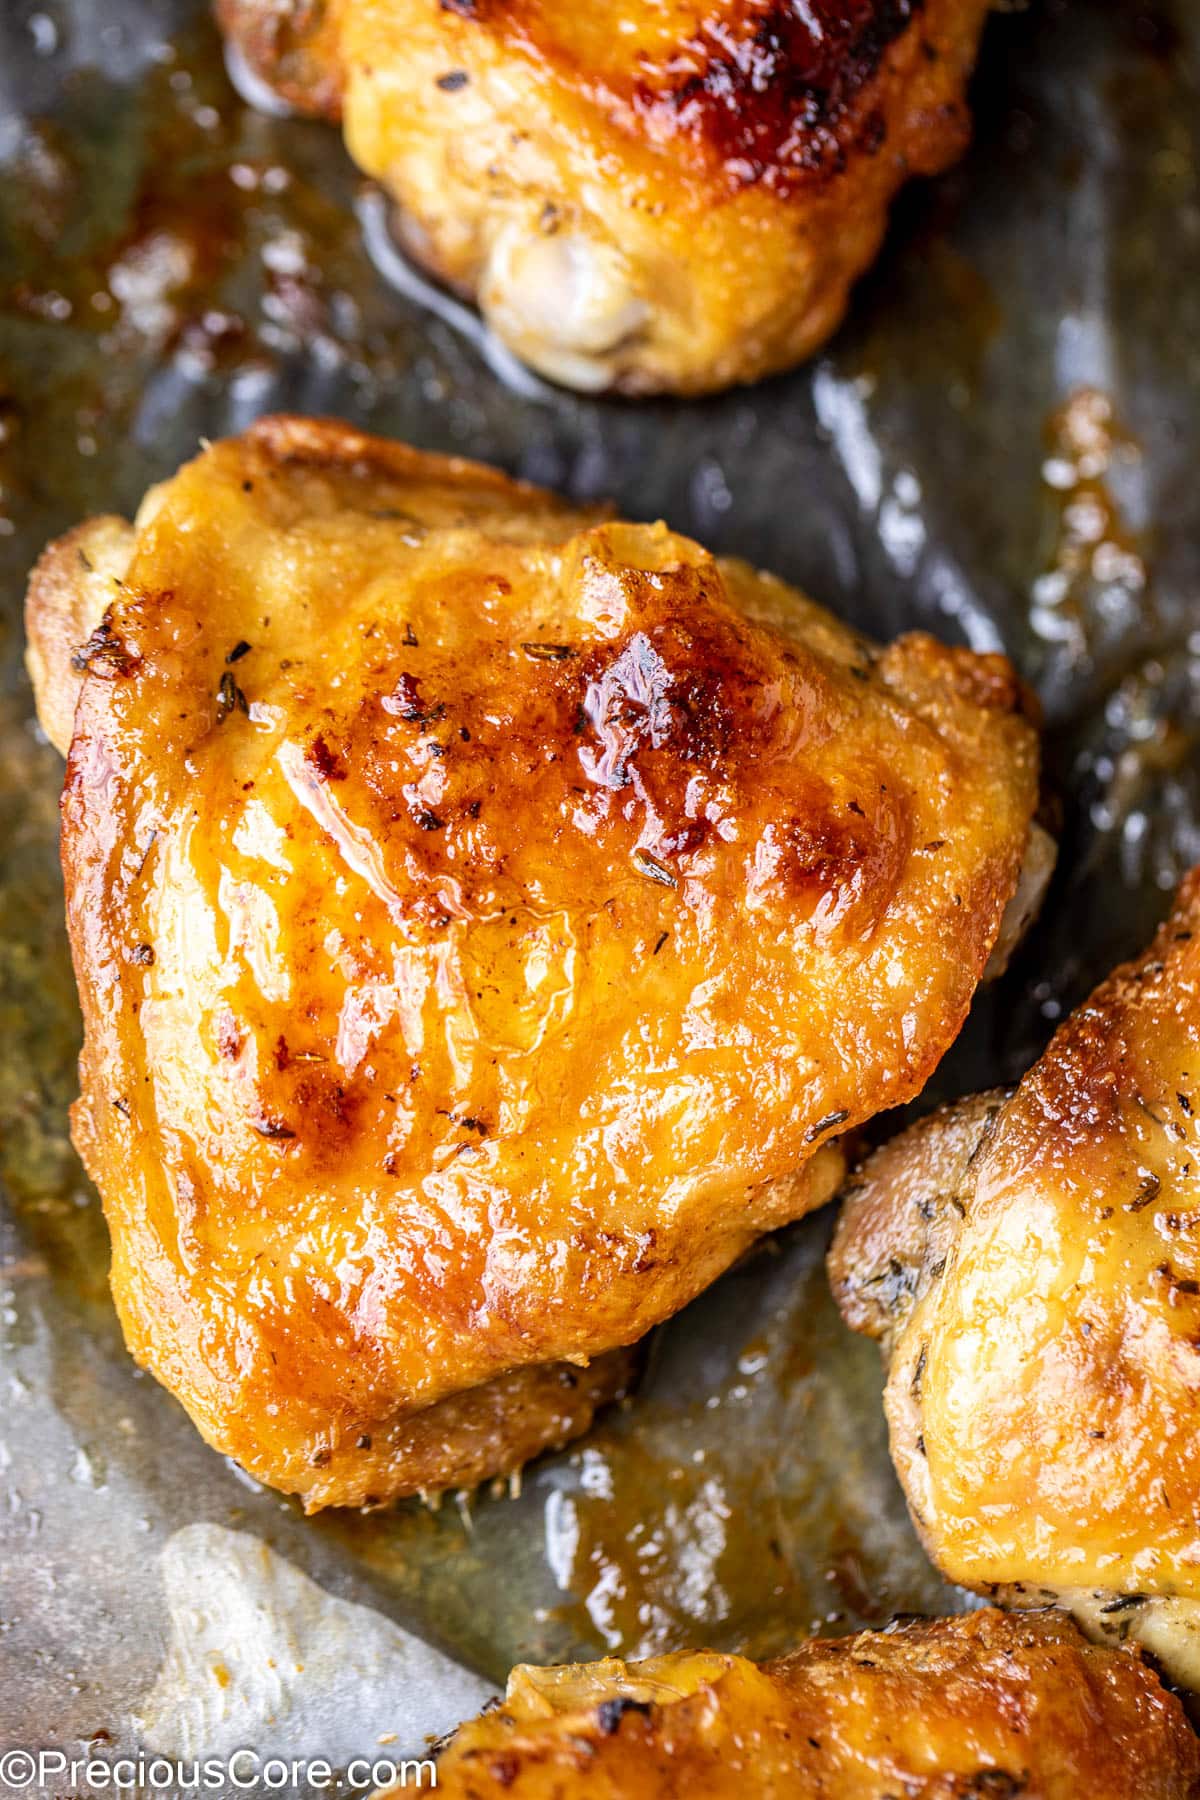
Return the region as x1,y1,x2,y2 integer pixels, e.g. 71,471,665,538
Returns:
215,0,991,394
831,871,1200,1687
402,1610,1200,1799
27,415,1040,1508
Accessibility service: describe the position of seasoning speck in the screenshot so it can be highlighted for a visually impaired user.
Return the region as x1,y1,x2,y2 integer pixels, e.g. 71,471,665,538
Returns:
633,849,677,888
596,1698,652,1736
521,642,575,662
216,670,248,722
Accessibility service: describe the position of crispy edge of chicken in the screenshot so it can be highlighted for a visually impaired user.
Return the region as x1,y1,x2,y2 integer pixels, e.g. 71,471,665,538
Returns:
830,870,1200,1688
26,416,1040,1508
382,1609,1200,1800
214,0,991,395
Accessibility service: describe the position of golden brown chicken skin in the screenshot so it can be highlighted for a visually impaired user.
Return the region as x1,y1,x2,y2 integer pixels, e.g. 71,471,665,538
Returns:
393,1610,1200,1799
831,871,1200,1687
215,0,990,394
26,415,1039,1509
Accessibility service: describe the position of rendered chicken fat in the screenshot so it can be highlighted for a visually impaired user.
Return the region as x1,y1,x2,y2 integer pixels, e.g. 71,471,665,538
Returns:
215,0,992,393
27,416,1040,1508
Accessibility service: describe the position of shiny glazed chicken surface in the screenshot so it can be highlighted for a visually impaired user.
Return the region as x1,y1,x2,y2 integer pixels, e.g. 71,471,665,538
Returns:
26,416,1040,1508
215,0,991,394
409,1610,1200,1799
831,871,1200,1687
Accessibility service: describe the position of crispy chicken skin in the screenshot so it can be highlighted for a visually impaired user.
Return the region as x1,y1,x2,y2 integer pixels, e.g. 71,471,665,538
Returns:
24,517,139,764
404,1610,1200,1799
831,872,1200,1686
215,0,990,394
26,416,1039,1509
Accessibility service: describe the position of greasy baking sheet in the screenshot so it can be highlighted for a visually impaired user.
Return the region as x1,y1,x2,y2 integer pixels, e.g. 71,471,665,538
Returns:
1,0,1199,1777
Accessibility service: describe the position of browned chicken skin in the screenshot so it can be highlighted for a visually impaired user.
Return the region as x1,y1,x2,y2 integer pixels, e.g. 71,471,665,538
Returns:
831,871,1200,1688
215,0,990,394
396,1610,1200,1799
26,416,1039,1509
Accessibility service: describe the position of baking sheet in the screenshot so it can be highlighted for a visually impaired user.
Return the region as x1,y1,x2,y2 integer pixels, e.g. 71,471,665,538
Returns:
1,0,1199,1785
